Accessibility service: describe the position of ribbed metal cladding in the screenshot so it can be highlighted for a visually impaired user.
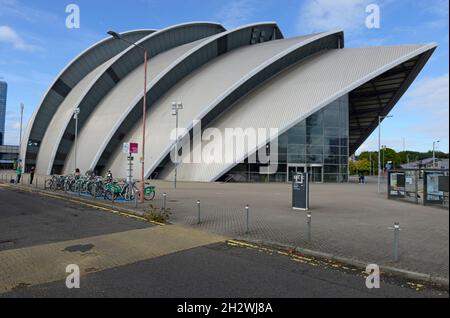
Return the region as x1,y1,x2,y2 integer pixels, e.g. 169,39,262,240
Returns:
35,23,225,175
145,31,343,179
62,39,205,175
96,23,282,175
162,44,436,182
25,22,436,181
23,29,156,170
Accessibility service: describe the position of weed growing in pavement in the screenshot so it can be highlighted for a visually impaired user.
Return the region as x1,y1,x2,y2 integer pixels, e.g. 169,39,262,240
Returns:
145,205,171,224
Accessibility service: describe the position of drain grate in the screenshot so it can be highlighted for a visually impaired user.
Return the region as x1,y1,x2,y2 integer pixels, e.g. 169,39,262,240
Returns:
63,244,95,253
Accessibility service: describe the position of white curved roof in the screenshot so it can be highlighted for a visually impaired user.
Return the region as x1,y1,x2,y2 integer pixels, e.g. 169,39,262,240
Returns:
34,22,225,174
102,31,342,179
21,22,436,182
65,22,282,172
160,44,436,182
22,29,156,167
62,38,207,174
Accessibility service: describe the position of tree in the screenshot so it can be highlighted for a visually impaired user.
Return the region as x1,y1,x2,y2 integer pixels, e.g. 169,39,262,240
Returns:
349,158,371,175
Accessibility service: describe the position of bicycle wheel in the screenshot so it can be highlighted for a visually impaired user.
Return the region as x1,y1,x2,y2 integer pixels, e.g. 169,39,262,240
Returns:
123,187,135,201
144,187,156,201
104,189,118,201
45,179,53,190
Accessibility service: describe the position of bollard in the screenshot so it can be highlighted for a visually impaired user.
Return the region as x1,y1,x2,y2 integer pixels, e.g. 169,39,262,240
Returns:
112,190,115,207
134,192,138,208
307,212,312,242
245,205,250,234
393,222,400,262
197,200,201,224
162,193,167,210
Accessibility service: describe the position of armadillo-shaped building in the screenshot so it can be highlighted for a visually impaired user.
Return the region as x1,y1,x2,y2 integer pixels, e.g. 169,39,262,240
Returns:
21,22,436,183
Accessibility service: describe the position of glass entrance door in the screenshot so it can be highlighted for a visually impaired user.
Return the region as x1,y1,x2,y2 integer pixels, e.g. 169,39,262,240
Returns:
288,165,323,183
309,165,324,183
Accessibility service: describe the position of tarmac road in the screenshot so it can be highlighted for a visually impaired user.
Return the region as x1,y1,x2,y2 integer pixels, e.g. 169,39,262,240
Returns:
0,186,447,298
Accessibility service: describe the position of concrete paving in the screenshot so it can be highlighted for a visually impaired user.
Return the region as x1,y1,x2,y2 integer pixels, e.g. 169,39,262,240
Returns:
0,183,447,298
1,173,449,281
157,180,449,280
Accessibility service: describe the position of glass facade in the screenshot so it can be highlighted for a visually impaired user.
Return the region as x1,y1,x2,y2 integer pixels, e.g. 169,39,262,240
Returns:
220,95,349,183
0,81,7,145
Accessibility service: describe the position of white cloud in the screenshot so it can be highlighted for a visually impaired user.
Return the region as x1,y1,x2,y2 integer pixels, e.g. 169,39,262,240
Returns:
0,25,39,52
404,73,449,111
217,0,256,29
403,74,449,141
356,74,449,154
0,0,58,24
297,0,372,33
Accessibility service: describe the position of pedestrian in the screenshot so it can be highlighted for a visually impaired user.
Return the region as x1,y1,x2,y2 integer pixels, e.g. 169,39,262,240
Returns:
16,160,23,184
106,170,113,183
30,166,35,185
74,168,81,179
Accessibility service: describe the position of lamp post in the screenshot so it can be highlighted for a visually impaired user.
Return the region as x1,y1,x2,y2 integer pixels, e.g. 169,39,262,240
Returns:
19,103,24,157
73,108,80,172
172,102,183,189
378,115,393,193
433,140,440,168
108,31,148,203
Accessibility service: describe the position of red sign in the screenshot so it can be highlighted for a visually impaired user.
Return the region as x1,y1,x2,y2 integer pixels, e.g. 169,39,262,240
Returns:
129,143,139,154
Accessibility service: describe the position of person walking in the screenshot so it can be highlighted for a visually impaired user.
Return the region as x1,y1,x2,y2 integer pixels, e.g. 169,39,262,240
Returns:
30,166,35,185
16,160,23,184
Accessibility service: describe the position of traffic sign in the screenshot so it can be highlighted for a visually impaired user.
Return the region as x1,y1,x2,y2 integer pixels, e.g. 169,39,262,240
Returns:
129,143,139,154
123,143,139,154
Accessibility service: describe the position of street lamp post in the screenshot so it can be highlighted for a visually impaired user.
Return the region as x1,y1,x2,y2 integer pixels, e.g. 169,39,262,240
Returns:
19,103,24,158
172,102,183,189
73,108,80,172
378,115,393,193
108,31,148,203
433,140,440,168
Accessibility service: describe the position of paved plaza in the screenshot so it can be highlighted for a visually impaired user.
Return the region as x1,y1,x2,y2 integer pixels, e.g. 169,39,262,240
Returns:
1,172,448,282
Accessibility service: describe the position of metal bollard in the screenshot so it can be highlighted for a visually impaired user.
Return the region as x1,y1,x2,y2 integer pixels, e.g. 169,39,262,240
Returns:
162,193,167,210
197,200,201,224
307,212,312,242
112,191,115,207
245,205,250,234
134,192,138,208
393,222,400,262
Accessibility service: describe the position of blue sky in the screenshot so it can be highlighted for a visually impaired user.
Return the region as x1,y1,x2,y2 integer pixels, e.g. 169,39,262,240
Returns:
0,0,448,153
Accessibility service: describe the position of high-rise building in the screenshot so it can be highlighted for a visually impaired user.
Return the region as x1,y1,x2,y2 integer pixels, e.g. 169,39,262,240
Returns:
0,80,7,146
